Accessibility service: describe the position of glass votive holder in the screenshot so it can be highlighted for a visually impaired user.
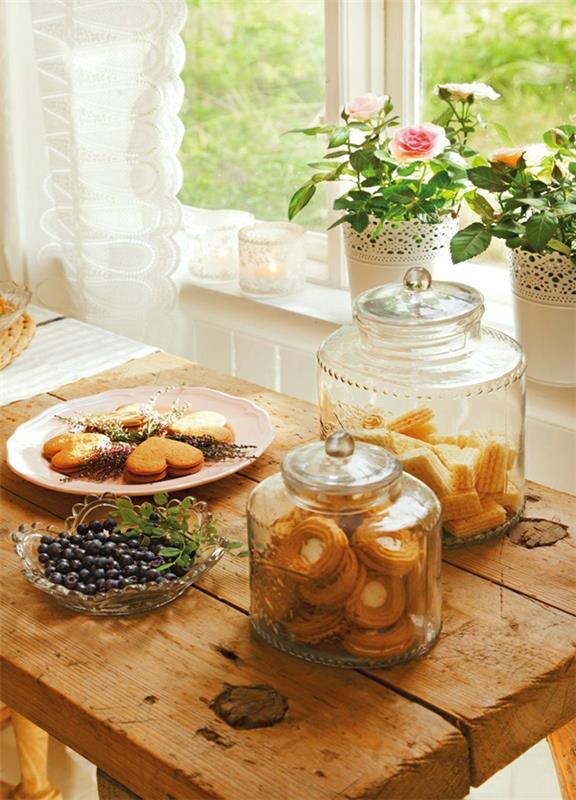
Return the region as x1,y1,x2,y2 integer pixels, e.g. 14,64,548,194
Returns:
238,222,306,296
184,207,255,283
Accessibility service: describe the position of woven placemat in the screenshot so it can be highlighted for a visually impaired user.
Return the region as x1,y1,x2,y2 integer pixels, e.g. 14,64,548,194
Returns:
0,312,36,370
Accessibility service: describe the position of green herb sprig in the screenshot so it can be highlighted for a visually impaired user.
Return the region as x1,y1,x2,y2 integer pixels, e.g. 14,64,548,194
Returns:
111,492,247,573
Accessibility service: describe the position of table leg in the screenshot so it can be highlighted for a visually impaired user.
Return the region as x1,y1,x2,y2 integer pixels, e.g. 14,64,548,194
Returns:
0,712,62,800
548,718,576,800
96,770,141,799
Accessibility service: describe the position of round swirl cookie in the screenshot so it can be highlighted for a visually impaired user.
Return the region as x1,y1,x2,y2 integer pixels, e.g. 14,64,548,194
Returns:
345,568,405,629
298,548,360,608
285,606,347,645
342,616,415,659
352,523,419,577
273,516,349,583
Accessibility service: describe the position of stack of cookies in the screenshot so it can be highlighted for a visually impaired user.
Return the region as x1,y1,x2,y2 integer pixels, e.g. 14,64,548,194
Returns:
346,406,522,540
123,437,204,483
251,508,426,660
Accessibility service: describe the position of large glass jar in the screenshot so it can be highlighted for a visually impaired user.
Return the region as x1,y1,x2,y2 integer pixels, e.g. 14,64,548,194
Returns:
247,431,442,668
318,268,526,548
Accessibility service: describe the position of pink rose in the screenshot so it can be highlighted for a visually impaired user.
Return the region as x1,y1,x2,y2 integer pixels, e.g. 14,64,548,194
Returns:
345,93,388,121
389,123,450,162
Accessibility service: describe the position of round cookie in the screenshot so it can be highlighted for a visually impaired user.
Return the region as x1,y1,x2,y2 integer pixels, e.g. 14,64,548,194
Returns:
342,616,415,659
274,516,349,583
298,548,360,608
352,523,419,577
345,568,405,629
285,606,347,645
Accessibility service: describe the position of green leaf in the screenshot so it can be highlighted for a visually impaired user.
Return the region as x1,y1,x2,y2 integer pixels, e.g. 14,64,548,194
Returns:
153,492,168,505
450,223,492,264
554,202,576,216
465,193,495,220
350,211,369,233
287,125,335,136
516,197,547,209
467,166,509,191
432,108,453,128
159,547,182,557
548,238,572,255
328,128,349,148
288,183,316,220
525,212,557,251
327,215,353,230
492,122,513,147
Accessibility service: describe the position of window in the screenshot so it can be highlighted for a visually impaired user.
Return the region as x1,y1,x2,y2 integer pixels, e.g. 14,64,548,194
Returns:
179,0,576,288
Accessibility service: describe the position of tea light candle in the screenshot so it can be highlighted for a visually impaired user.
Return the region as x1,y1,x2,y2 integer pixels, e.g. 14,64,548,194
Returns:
184,208,254,282
238,222,305,296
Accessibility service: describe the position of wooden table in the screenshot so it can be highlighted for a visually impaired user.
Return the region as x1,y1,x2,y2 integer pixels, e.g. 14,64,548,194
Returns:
1,351,575,800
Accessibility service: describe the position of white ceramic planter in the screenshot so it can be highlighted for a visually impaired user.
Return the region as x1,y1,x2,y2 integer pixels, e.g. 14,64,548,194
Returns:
510,249,576,387
343,216,459,299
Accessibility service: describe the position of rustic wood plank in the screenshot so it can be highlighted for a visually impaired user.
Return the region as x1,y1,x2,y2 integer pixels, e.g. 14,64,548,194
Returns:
0,526,470,800
547,718,576,800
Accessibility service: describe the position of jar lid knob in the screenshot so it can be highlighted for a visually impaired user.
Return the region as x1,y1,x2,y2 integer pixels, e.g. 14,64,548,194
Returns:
403,267,432,292
325,431,355,458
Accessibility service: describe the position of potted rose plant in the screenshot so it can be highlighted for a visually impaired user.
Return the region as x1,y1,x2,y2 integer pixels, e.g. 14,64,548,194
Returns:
288,83,500,297
450,124,576,386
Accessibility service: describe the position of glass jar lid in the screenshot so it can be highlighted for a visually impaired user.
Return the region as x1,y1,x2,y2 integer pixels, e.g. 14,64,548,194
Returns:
354,267,484,327
282,431,402,498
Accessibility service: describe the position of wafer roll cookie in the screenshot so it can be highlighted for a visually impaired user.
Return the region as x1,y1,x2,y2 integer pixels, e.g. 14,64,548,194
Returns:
348,426,393,449
441,489,483,521
425,434,468,446
388,407,435,437
475,440,508,494
444,499,506,539
485,481,523,513
434,444,481,490
399,448,453,499
389,431,436,456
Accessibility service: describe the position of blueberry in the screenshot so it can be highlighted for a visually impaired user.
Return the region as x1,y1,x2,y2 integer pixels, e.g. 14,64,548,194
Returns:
70,559,83,572
92,568,106,580
93,556,106,569
71,547,84,559
38,543,49,555
146,569,160,581
116,578,127,589
38,553,49,564
138,563,149,576
44,565,56,576
64,574,78,589
125,575,139,585
103,518,117,532
105,579,119,590
106,569,120,580
104,558,119,570
127,539,140,550
81,555,95,568
76,582,86,592
83,583,97,595
70,534,83,545
149,513,159,523
172,565,187,577
62,547,75,560
47,542,62,558
118,553,133,567
143,551,156,562
95,578,107,592
155,576,168,584
50,572,64,585
56,559,71,574
78,568,91,581
83,531,95,541
123,564,139,577
58,531,69,540
76,523,89,535
41,534,55,545
88,520,103,533
110,533,124,543
101,542,116,556
165,572,178,581
85,540,102,555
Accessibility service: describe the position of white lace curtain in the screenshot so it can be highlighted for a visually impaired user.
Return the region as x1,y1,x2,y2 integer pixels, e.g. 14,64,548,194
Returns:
0,0,186,340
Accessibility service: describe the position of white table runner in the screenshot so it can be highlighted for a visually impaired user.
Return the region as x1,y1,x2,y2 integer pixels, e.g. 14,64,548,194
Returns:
0,306,158,406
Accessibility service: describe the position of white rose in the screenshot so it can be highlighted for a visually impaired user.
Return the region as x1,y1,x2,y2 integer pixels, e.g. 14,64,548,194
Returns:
345,93,388,121
434,82,500,102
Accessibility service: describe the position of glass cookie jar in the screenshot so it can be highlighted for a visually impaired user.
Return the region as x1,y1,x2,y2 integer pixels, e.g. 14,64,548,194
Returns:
247,431,442,668
318,268,526,548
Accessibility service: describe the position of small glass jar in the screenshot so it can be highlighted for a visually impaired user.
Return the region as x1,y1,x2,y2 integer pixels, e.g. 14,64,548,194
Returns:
247,431,442,668
238,222,305,296
318,268,526,548
184,207,254,282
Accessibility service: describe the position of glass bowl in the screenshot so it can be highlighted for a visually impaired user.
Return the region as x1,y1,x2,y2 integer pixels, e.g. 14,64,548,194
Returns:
12,494,229,615
0,281,32,333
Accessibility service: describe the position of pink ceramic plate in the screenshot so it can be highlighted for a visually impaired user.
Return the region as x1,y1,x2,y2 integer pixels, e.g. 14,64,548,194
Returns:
7,386,274,496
